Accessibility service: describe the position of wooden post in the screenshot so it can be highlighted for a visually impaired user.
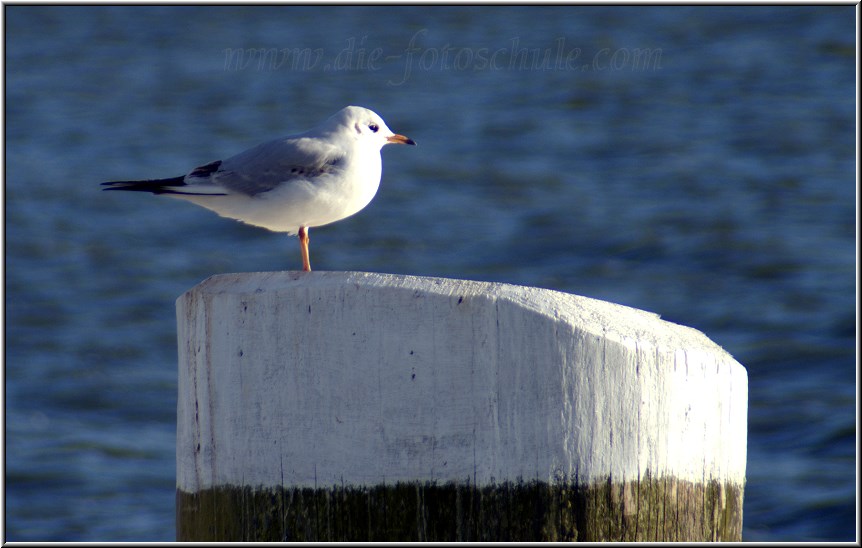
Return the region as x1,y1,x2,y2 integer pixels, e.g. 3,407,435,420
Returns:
176,272,747,541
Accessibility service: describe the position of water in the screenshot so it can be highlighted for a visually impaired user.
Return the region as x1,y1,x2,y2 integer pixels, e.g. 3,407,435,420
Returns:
4,6,856,541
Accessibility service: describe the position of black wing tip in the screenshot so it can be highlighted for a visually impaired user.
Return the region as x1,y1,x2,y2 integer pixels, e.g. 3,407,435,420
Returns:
189,160,222,178
100,176,186,193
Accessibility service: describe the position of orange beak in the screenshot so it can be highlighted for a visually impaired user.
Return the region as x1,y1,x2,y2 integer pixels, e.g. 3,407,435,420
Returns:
387,134,416,146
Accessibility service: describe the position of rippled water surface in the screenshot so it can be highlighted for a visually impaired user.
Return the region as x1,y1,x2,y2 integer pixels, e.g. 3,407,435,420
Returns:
5,6,856,541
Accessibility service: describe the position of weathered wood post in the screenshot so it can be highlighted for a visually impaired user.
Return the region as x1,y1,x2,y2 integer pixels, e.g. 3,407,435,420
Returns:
176,271,747,541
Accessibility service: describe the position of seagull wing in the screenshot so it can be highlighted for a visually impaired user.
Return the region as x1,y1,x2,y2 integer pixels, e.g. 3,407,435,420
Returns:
201,136,347,197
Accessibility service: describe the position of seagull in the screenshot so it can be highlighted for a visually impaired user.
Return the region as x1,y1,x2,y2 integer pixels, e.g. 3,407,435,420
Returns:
102,106,415,271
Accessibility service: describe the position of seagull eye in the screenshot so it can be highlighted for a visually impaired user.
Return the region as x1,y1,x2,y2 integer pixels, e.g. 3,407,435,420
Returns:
368,123,379,133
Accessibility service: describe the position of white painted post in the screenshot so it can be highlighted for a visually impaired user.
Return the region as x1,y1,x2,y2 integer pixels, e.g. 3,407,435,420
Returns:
176,272,747,541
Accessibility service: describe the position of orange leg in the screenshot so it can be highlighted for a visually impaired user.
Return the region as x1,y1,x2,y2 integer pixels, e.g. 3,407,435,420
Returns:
299,226,311,272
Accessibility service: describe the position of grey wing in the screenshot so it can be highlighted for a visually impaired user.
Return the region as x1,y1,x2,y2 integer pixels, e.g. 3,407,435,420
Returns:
199,136,346,196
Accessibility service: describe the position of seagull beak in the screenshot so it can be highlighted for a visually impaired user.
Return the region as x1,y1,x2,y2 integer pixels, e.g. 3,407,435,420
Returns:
387,134,416,146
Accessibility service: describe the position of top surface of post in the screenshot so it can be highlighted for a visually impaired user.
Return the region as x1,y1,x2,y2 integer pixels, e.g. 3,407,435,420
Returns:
180,271,725,354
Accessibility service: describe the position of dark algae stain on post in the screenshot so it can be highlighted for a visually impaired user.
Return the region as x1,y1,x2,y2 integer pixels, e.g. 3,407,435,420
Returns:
177,478,742,541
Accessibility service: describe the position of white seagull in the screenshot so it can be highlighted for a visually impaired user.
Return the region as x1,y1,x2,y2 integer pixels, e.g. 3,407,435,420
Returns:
102,106,415,271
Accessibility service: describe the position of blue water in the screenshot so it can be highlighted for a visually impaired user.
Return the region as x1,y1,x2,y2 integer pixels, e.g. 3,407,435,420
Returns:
5,6,856,541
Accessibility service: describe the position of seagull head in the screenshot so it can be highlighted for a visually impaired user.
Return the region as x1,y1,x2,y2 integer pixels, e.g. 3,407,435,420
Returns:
325,106,416,150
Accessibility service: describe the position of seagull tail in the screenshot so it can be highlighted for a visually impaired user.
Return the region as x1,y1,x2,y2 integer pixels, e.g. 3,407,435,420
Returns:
101,176,189,194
